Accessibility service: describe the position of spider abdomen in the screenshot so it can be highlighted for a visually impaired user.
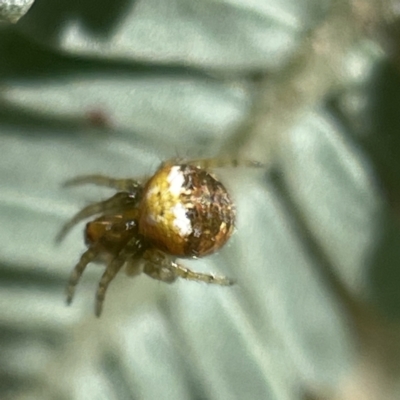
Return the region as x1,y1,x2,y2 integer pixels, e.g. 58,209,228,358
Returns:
138,163,235,257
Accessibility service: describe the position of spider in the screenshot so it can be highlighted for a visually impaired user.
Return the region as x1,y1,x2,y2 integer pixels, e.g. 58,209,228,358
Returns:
57,158,259,316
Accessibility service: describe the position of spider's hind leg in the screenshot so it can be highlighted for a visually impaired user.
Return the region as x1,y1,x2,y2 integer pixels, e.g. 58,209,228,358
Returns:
170,262,235,286
64,175,142,193
178,157,264,169
143,249,235,286
142,249,177,283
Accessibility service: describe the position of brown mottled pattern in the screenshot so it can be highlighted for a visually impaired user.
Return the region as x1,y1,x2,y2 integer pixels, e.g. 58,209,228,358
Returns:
139,163,235,257
180,164,236,257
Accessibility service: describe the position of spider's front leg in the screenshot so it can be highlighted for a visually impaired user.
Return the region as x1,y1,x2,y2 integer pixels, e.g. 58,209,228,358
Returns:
56,192,137,242
143,249,235,286
95,256,125,317
66,247,99,305
95,236,143,317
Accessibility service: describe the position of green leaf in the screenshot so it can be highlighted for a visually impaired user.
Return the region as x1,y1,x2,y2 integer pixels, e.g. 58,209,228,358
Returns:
0,1,397,399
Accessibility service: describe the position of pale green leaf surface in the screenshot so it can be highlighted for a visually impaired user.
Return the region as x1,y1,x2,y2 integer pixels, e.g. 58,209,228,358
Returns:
0,0,395,399
17,0,330,69
281,108,382,295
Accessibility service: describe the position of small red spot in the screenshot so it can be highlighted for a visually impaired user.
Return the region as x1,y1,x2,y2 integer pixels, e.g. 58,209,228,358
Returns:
85,108,111,129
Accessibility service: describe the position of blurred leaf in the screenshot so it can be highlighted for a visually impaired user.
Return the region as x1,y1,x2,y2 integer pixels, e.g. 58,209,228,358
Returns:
0,0,34,23
0,1,399,400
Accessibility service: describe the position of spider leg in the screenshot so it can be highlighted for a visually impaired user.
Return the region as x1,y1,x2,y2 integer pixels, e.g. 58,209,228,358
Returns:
167,157,264,169
95,237,142,317
56,192,136,242
124,258,143,277
143,249,235,286
142,249,177,283
95,257,125,317
143,262,177,283
66,247,98,305
170,261,235,286
63,175,142,193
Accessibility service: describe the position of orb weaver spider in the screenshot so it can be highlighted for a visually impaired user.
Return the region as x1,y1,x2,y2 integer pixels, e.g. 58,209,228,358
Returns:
57,158,261,316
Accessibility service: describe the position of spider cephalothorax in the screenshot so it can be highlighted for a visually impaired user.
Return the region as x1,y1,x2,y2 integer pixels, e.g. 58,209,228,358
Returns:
57,158,245,316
